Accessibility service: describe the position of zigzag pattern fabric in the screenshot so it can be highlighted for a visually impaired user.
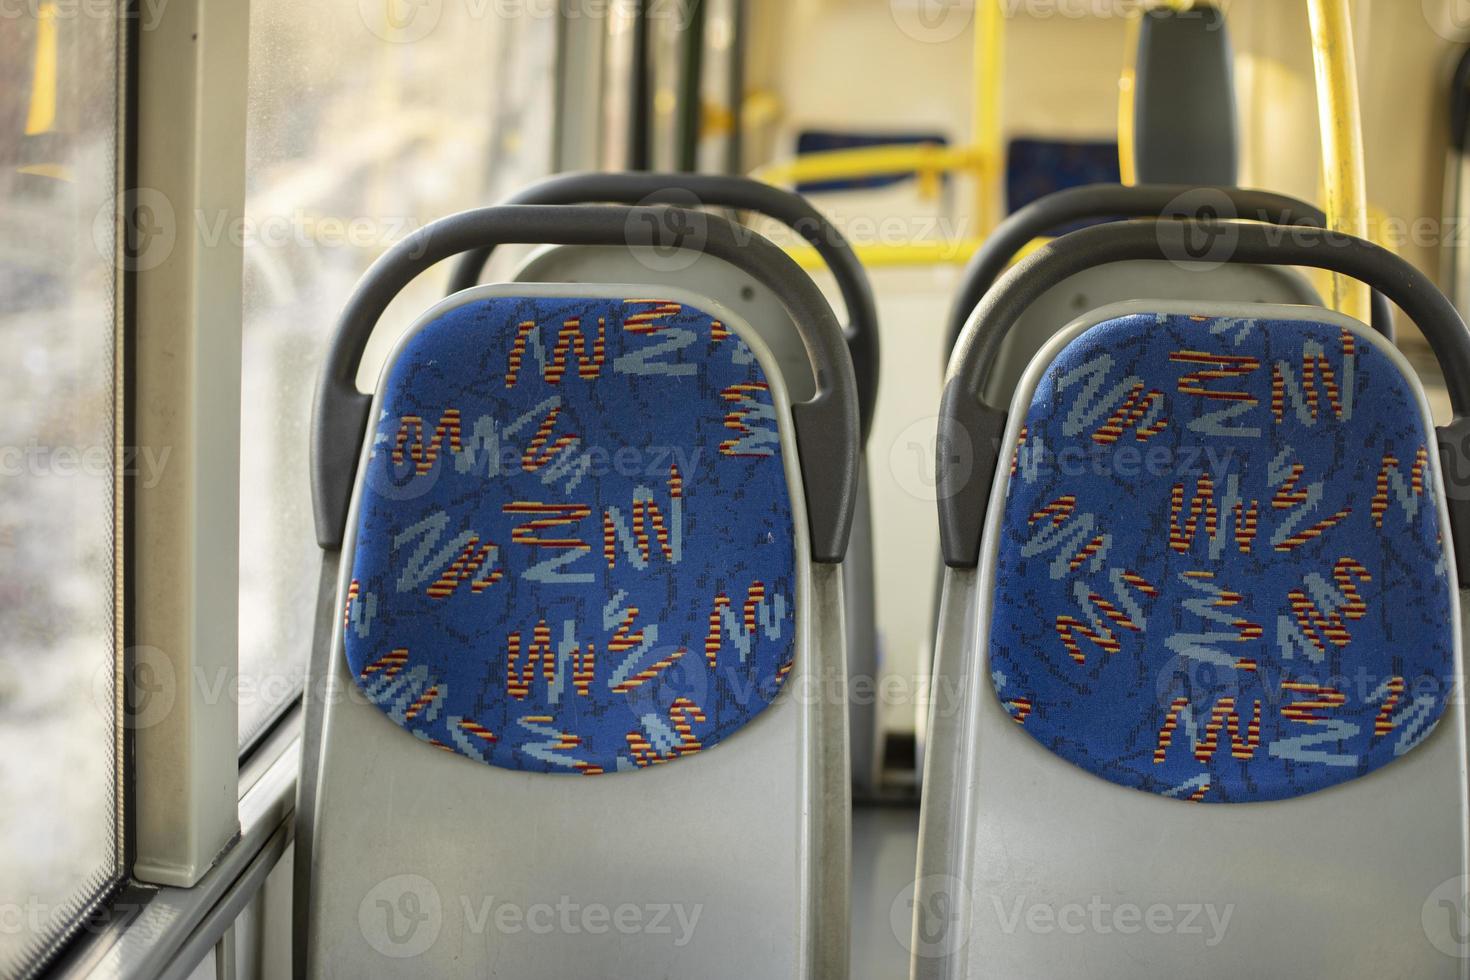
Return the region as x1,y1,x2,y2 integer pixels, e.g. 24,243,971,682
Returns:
342,295,797,774
990,312,1455,803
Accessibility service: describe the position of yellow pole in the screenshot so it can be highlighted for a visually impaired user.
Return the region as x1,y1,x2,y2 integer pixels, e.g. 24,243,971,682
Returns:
1307,0,1371,322
1117,13,1139,186
973,0,1004,234
25,1,59,136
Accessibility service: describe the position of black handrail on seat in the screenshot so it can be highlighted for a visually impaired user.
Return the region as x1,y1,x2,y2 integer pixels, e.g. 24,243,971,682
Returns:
446,171,882,445
944,183,1395,356
938,220,1470,587
312,205,861,564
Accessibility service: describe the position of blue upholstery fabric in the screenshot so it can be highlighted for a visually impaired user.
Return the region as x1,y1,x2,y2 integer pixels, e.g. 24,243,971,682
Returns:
342,295,797,774
990,312,1455,803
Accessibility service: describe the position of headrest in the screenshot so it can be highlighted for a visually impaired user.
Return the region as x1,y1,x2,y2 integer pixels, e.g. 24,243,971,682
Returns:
989,308,1455,803
341,290,798,774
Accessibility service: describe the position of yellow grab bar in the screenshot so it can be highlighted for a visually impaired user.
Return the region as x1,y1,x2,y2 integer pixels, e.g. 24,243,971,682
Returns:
784,236,1051,272
1117,13,1140,186
754,143,984,189
26,0,59,136
1308,0,1371,322
973,0,1005,232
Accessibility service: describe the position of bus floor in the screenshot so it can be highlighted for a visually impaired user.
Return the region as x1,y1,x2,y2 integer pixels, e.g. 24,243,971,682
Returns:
851,803,921,977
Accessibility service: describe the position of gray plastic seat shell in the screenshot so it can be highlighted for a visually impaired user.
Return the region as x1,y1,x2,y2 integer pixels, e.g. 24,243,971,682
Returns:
980,260,1321,403
915,300,1468,979
304,281,850,979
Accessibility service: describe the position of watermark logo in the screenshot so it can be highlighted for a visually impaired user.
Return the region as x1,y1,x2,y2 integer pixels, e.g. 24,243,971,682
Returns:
94,645,178,731
890,415,975,503
626,192,709,273
990,894,1233,945
1425,0,1470,40
0,0,172,31
1424,875,1470,958
94,187,176,273
890,0,972,43
359,874,444,958
1440,425,1470,504
362,441,445,507
1152,650,1249,712
893,874,970,959
1157,187,1239,272
359,0,443,43
91,646,178,730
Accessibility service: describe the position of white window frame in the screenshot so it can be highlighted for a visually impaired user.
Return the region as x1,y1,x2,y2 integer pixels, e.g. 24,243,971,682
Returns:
129,0,248,888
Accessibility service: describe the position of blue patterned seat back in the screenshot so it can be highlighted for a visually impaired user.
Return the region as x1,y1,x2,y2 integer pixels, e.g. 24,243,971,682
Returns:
341,292,798,775
990,310,1455,803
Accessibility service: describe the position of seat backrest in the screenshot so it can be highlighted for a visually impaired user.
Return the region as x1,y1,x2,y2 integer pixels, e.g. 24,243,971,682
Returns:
516,245,816,401
300,206,858,978
981,259,1319,402
941,182,1407,405
992,302,1453,801
513,243,885,795
445,171,881,444
308,283,845,978
916,220,1470,977
465,171,885,796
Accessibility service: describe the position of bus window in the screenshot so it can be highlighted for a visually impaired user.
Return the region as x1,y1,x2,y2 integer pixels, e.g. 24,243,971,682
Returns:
0,3,123,974
236,0,556,748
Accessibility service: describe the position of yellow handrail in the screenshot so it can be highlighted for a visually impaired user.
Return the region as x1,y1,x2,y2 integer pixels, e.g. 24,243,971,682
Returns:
1307,0,1371,322
763,0,1368,279
756,3,1004,236
786,239,985,271
784,235,1052,273
1117,13,1140,186
25,1,58,136
973,0,1004,232
754,143,983,191
17,0,68,182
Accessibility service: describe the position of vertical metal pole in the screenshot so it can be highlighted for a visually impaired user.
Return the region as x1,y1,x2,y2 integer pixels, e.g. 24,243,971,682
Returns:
553,2,607,172
1117,13,1140,186
628,0,651,170
972,0,1003,234
676,0,707,172
725,0,746,175
1308,0,1371,322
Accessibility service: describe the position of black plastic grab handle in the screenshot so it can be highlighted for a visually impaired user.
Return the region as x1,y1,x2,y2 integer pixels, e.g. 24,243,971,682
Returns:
447,171,881,444
312,204,860,564
944,183,1395,356
938,220,1470,586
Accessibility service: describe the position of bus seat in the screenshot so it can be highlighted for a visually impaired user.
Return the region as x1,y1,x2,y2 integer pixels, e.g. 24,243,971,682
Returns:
923,185,1373,778
300,206,859,978
512,242,885,796
444,172,886,797
916,219,1470,977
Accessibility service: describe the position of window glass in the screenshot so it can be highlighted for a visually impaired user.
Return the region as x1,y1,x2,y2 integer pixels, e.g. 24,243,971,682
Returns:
239,0,556,747
0,2,123,973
